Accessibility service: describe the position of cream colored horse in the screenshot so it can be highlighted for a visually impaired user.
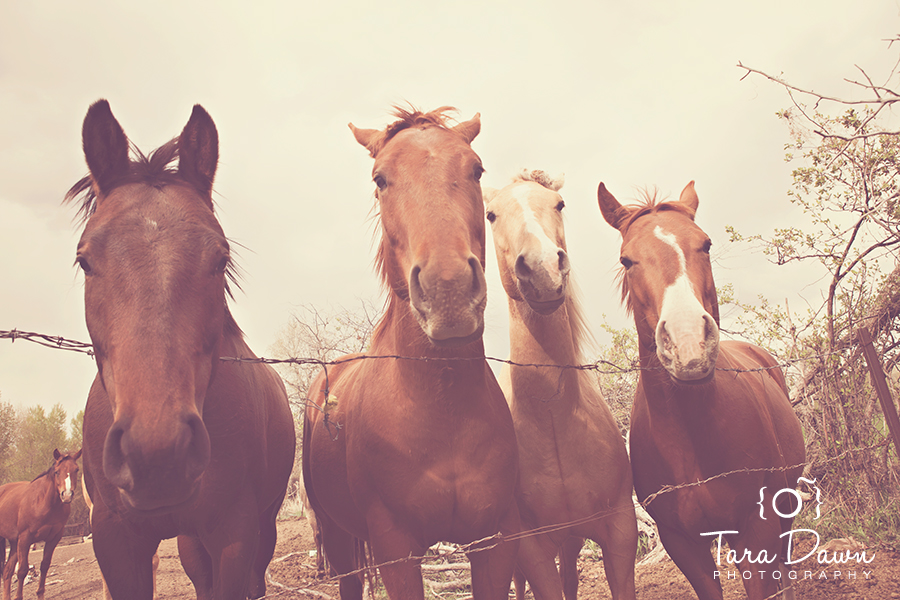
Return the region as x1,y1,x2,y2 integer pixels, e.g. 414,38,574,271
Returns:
484,170,637,600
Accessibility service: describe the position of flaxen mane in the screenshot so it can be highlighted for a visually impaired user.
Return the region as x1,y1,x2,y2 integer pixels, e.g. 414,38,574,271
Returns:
514,169,565,192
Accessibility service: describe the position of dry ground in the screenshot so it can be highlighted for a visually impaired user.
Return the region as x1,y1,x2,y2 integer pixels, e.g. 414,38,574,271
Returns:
14,516,900,600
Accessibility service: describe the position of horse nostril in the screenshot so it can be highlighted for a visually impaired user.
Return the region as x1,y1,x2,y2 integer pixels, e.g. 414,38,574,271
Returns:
103,422,135,492
558,250,570,273
515,254,532,279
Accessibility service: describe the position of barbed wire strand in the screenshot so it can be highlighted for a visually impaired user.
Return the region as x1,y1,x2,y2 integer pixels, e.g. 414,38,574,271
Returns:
1,328,851,376
1,328,886,598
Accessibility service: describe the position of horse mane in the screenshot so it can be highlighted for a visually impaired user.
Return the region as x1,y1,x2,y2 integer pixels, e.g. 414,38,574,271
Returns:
362,105,460,158
64,138,244,337
616,189,696,316
564,276,595,364
30,452,75,483
513,169,565,192
65,139,182,223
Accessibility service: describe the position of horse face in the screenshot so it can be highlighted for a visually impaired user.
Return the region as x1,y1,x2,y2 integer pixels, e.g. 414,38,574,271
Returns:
75,101,223,512
52,449,81,504
599,181,720,382
354,115,489,347
485,177,569,314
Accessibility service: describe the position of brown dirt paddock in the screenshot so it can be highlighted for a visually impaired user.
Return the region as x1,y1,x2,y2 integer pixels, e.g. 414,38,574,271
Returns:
13,517,899,599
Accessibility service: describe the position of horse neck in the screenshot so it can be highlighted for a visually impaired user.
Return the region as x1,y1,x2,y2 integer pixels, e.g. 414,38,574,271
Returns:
372,294,488,383
34,468,61,509
506,292,584,409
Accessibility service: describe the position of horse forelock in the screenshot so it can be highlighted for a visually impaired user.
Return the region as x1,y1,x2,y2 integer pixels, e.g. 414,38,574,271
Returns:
67,137,245,340
365,105,462,156
65,138,184,223
514,169,565,192
615,191,697,316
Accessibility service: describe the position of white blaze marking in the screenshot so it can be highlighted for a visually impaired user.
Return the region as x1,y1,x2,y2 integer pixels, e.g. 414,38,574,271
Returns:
65,473,72,492
654,225,703,327
512,185,559,263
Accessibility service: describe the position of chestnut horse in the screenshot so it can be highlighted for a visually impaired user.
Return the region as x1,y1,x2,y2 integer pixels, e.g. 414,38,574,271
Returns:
70,100,295,600
598,181,805,600
303,107,520,600
484,170,637,600
0,449,81,600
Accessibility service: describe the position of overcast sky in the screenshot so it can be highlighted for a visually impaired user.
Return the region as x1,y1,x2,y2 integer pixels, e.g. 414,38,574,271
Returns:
1,1,898,418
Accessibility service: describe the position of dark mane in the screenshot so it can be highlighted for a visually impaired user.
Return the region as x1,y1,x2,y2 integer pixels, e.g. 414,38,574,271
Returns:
65,137,244,337
64,138,185,223
616,190,697,315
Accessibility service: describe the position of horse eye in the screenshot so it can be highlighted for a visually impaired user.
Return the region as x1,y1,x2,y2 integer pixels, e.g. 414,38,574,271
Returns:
215,255,229,275
620,256,634,269
555,201,565,212
701,239,712,254
373,174,387,191
486,211,496,223
76,256,92,275
474,164,485,182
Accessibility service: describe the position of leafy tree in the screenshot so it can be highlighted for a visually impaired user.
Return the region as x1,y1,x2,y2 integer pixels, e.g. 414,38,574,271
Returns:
0,398,16,483
734,43,900,540
8,403,71,482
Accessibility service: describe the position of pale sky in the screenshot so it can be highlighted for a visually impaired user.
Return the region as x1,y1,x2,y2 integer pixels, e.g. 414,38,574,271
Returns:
1,1,898,417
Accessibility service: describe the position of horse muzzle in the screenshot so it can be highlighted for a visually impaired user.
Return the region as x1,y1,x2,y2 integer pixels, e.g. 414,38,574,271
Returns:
655,312,720,382
102,411,211,512
409,255,488,346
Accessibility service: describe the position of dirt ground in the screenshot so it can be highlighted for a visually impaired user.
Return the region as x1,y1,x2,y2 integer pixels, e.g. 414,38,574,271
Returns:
15,516,900,599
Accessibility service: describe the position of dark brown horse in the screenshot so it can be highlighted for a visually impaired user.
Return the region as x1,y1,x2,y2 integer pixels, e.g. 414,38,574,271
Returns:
598,181,805,600
303,107,521,600
70,100,295,600
0,449,81,600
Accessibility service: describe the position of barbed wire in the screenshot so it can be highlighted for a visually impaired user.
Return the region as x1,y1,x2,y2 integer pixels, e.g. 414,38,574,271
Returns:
0,329,95,356
2,327,887,596
1,328,852,376
276,438,888,593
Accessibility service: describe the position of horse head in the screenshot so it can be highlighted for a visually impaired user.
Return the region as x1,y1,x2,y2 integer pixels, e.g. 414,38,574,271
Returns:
51,448,82,504
71,100,231,512
484,170,570,315
599,181,720,382
350,107,488,347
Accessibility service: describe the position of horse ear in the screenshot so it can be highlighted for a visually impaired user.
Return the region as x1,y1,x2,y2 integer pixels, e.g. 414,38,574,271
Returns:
53,448,62,461
349,123,384,157
82,99,130,196
598,182,627,230
482,186,500,205
453,113,481,144
73,448,82,461
678,180,699,216
178,105,219,199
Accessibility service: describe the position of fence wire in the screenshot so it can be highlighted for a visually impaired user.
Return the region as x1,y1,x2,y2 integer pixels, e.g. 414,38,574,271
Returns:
1,326,885,597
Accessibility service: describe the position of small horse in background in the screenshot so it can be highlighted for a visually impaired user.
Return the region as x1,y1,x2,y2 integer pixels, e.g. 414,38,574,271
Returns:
71,100,295,600
0,449,81,600
484,170,637,600
303,106,521,600
598,181,805,600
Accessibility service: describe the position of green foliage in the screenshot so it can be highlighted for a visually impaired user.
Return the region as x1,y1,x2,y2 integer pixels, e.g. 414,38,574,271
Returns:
592,317,639,432
0,400,16,482
733,58,900,543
